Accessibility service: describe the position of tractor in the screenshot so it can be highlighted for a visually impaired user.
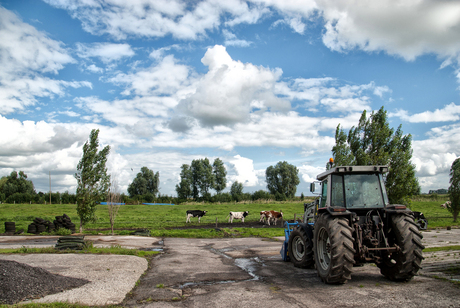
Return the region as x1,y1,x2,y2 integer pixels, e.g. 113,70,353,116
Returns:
281,163,424,284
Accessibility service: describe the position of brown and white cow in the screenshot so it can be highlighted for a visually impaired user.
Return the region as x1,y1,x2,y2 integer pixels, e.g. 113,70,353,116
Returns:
228,211,249,223
259,211,270,223
265,210,283,226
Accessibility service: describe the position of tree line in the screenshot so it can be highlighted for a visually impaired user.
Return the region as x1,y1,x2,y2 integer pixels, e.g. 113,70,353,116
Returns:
3,107,459,229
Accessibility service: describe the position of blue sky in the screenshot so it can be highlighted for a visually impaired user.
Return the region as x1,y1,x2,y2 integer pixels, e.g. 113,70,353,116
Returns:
1,0,460,197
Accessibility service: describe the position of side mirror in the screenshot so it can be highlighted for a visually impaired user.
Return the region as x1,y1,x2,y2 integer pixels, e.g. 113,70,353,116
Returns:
310,182,315,193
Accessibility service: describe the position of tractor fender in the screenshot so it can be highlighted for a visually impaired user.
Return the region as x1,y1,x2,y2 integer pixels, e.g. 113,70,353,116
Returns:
297,223,314,240
318,207,353,217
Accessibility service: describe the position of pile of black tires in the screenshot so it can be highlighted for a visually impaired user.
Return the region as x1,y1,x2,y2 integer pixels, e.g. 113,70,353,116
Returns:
27,218,54,234
27,214,76,234
53,214,76,233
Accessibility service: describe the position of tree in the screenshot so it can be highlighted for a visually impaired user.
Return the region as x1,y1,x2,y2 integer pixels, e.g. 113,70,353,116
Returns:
230,181,244,201
176,164,193,200
265,161,300,199
75,129,110,233
212,158,227,194
177,157,227,201
127,167,160,198
332,107,420,205
448,158,460,222
0,171,35,200
191,158,214,200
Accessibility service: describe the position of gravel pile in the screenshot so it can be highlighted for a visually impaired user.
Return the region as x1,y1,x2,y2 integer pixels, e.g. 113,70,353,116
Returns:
0,260,89,305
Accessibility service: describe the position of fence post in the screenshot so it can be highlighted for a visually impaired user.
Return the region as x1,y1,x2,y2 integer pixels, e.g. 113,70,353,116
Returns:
215,217,218,228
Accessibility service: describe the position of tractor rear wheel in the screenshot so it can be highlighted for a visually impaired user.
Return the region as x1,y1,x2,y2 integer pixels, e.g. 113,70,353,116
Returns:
313,214,355,284
378,214,424,281
288,227,314,268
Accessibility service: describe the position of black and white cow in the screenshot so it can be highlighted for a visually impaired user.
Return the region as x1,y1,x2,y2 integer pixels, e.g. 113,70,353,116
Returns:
228,211,249,223
186,210,207,223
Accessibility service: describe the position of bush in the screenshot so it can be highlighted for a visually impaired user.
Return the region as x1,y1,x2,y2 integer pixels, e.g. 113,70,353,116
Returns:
252,190,272,201
6,193,35,204
213,193,232,203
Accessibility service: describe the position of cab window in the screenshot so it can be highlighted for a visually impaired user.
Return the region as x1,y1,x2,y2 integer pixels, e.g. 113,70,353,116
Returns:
320,180,328,208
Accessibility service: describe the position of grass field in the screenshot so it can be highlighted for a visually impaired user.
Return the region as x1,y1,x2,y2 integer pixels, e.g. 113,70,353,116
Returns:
0,195,457,238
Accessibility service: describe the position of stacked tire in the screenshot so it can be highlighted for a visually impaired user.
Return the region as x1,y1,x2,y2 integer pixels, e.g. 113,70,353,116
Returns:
55,236,85,250
26,214,76,234
53,214,76,233
130,229,151,236
4,222,15,234
27,218,54,234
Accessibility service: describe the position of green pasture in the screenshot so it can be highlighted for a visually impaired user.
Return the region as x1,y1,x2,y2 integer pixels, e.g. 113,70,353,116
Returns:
0,195,457,238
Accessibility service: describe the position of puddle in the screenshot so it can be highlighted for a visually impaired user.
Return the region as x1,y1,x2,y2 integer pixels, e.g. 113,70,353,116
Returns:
234,258,260,281
177,247,263,289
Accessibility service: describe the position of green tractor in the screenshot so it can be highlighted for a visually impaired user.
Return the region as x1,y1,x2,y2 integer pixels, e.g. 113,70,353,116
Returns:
281,164,424,284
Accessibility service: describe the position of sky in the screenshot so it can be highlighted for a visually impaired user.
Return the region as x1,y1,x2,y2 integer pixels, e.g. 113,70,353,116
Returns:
1,0,460,197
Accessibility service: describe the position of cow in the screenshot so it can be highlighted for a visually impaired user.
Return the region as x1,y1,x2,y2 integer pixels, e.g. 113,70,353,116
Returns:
259,211,270,223
412,211,428,230
441,201,451,209
266,210,283,226
186,210,207,223
228,211,249,223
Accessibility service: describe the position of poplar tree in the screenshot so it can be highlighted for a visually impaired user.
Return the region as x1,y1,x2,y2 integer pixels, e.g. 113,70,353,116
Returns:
332,107,420,205
176,164,193,200
212,158,227,194
191,158,214,200
75,129,110,233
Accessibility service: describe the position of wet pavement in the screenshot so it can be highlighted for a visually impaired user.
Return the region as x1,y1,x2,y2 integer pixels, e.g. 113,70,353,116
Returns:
1,229,460,307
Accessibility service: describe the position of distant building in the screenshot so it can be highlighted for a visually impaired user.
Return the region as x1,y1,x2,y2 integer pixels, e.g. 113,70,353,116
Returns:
428,189,448,194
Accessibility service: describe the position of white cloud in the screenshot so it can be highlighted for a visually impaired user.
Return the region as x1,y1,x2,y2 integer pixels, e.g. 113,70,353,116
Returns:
177,45,289,127
317,1,460,60
109,54,194,97
412,123,460,191
44,0,223,40
76,42,135,63
86,64,104,73
0,7,90,114
276,78,386,113
320,97,370,113
298,164,326,184
228,155,259,186
223,29,252,47
390,103,460,123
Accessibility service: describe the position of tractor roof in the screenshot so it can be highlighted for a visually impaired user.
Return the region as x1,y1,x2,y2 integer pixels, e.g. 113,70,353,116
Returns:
316,165,389,181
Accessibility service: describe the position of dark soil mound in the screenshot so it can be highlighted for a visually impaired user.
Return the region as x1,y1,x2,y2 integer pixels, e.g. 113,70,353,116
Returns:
0,260,89,305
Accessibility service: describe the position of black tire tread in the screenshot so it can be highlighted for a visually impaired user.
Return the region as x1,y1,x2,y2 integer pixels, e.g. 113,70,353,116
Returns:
288,228,314,269
314,214,355,284
378,214,424,281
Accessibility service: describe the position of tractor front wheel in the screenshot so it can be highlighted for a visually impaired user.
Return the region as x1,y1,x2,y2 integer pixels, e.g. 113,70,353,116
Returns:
313,214,355,284
288,227,314,268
